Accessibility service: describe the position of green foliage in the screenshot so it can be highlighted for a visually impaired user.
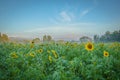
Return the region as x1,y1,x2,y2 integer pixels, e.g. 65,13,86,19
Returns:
94,30,120,42
0,42,120,80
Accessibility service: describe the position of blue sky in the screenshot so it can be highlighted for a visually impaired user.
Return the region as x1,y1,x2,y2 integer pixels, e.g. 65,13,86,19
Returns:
0,0,120,40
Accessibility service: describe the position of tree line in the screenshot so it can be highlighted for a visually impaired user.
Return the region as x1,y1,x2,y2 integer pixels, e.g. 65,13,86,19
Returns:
0,32,53,43
0,33,9,42
1,30,120,43
94,30,120,42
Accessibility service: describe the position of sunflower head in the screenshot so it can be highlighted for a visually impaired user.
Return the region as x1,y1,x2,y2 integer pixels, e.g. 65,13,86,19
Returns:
51,50,58,58
29,53,35,57
31,41,34,44
104,51,109,57
51,50,56,53
85,42,94,51
48,56,52,63
39,49,43,53
11,52,18,58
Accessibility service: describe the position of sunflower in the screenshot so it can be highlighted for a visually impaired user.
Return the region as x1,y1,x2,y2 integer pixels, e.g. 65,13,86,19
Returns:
48,56,52,63
11,53,18,58
31,41,34,44
65,42,69,45
30,41,35,48
29,53,35,57
85,42,94,51
51,50,55,53
51,50,58,58
38,49,43,53
104,51,109,57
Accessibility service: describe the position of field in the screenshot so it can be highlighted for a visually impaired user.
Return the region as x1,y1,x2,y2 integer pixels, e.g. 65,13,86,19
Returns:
0,42,120,80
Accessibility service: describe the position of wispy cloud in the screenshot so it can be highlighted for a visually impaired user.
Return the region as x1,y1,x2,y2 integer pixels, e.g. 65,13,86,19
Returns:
80,9,91,17
80,0,97,17
59,11,72,22
50,11,74,24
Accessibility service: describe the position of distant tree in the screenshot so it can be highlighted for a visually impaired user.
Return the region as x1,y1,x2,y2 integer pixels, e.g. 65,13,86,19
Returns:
47,35,52,41
43,35,47,42
0,32,1,37
79,36,92,42
105,31,110,36
94,35,99,42
0,32,2,41
94,30,120,42
23,39,30,43
99,35,106,42
112,30,120,42
119,30,120,33
57,40,64,43
43,35,52,42
1,34,9,42
33,38,40,43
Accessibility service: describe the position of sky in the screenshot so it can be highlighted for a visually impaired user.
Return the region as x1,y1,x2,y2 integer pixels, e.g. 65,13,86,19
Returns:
0,0,120,40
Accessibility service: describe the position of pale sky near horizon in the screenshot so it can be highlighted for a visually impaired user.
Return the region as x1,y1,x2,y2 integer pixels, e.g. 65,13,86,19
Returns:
0,0,120,40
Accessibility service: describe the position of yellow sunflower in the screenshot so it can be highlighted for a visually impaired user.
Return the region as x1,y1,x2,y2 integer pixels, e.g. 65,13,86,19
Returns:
31,41,34,44
51,50,58,58
29,53,35,57
103,51,109,57
85,42,94,51
38,49,43,53
30,41,35,48
51,50,55,53
48,56,52,63
11,53,18,58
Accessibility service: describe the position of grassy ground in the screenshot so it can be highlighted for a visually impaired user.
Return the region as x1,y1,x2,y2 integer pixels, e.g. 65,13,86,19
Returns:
0,42,120,80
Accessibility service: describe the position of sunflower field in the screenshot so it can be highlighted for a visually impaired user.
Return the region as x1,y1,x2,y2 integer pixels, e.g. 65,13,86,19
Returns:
0,42,120,80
